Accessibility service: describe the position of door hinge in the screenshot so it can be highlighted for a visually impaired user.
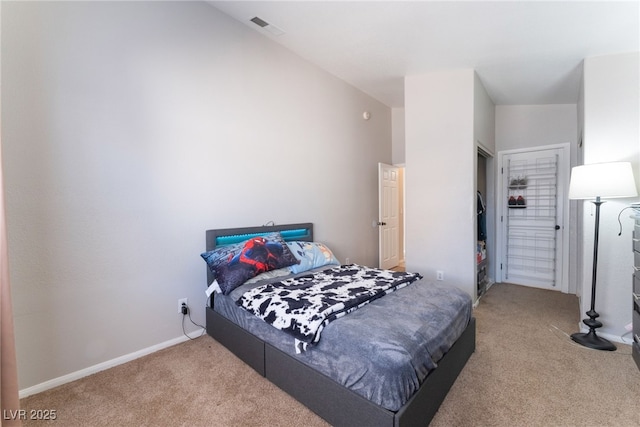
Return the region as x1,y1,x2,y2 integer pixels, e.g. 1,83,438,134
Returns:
500,263,503,270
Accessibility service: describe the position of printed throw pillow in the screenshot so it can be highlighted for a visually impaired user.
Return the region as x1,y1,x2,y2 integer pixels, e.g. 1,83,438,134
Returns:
287,241,340,274
201,232,299,295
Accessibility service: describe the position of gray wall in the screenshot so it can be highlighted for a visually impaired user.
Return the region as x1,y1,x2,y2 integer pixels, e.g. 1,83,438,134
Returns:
2,2,391,391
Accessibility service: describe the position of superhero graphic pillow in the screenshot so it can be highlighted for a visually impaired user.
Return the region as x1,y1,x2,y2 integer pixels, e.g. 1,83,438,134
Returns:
201,232,299,295
286,241,340,274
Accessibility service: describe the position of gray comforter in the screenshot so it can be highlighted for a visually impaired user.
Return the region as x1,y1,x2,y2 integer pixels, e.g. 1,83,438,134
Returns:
213,270,472,412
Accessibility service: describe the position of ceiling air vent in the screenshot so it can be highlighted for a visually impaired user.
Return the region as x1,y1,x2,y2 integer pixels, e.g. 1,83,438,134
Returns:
250,17,269,27
249,16,285,36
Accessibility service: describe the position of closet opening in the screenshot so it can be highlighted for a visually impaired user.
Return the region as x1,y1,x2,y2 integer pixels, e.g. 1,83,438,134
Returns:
477,145,494,299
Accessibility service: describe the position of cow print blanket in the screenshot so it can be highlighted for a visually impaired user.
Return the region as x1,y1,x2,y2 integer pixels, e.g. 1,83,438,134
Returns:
237,264,423,353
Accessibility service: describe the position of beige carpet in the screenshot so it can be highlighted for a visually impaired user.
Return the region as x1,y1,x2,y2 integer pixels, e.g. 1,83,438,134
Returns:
20,283,640,427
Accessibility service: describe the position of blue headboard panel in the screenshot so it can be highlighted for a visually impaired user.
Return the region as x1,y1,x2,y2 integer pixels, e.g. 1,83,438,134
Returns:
204,223,313,285
214,227,312,247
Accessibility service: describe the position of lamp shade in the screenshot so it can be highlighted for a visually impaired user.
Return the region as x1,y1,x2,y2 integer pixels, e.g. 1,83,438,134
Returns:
569,162,638,200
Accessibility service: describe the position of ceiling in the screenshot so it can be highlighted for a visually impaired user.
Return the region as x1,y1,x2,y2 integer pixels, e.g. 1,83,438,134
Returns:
209,1,639,108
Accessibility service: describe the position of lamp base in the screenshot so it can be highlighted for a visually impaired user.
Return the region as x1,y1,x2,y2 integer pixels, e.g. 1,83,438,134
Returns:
571,330,616,351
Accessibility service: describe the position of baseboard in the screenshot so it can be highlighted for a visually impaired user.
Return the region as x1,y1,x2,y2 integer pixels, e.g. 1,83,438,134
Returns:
19,329,204,398
575,324,634,346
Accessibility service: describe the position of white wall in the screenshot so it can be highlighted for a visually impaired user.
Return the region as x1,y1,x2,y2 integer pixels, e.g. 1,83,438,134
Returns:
496,105,578,152
2,2,391,391
474,73,496,155
580,52,640,341
474,73,496,286
575,74,585,300
404,70,476,298
392,108,406,165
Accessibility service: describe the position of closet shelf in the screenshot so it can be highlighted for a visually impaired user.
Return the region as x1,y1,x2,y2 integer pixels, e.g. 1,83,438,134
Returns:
508,163,557,173
508,207,556,212
511,194,557,200
505,264,556,274
505,259,555,267
506,272,556,283
508,206,557,211
507,224,558,231
506,245,555,254
508,184,557,191
508,217,557,222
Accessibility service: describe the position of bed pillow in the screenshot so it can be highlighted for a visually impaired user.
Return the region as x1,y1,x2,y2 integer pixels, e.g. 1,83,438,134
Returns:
201,232,299,295
286,241,340,274
244,266,293,285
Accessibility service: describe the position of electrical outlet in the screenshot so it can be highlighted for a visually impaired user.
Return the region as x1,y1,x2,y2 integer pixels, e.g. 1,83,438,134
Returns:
178,298,188,314
436,271,444,281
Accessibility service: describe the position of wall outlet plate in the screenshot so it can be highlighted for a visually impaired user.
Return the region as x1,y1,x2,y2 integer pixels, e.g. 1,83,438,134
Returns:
178,298,188,314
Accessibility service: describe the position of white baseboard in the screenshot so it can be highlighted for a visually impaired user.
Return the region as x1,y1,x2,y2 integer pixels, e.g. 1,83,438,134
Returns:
575,324,634,346
19,329,204,398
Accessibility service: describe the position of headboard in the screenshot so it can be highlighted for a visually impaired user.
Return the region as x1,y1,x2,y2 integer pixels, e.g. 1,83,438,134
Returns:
204,222,314,285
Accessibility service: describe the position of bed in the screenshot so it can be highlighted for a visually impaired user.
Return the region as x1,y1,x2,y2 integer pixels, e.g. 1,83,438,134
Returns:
202,223,475,427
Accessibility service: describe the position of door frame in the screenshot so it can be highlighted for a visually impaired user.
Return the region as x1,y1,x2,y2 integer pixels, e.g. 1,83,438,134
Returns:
496,143,571,293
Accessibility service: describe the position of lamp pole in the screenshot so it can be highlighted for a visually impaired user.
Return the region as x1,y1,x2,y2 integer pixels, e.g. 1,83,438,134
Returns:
570,197,616,351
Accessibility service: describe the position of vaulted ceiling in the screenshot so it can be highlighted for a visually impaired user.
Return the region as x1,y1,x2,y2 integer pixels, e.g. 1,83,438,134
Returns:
210,1,639,108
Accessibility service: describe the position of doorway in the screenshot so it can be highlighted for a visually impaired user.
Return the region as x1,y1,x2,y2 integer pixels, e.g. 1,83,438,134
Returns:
497,144,570,292
378,163,405,270
477,146,494,297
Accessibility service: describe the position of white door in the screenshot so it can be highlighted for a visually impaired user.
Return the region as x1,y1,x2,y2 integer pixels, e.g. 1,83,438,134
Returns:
378,163,400,269
499,145,569,291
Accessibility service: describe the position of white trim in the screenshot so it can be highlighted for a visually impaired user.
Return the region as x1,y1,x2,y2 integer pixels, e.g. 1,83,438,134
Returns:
18,330,204,398
476,140,494,158
575,324,635,346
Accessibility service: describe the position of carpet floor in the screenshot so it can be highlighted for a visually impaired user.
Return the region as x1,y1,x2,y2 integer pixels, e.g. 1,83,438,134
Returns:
20,282,640,426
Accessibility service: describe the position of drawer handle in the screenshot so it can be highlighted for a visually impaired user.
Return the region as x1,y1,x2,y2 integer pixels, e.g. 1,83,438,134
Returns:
635,334,640,344
635,293,640,302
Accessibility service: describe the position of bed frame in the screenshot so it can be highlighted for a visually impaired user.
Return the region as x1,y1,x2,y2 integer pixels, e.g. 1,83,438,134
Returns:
204,223,476,427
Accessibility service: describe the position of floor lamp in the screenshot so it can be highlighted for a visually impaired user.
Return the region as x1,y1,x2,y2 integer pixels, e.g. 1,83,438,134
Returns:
568,162,638,351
